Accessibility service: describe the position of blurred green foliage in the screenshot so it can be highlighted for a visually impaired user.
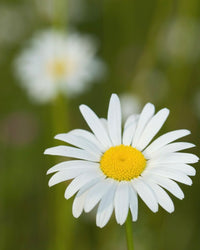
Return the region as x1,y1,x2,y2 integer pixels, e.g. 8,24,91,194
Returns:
1,0,200,249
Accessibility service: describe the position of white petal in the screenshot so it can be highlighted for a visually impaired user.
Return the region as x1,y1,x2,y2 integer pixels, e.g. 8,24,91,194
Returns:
44,146,99,162
144,173,184,199
96,183,117,228
137,108,169,151
122,115,138,146
143,129,191,158
131,178,158,212
55,133,102,156
64,171,103,199
72,180,98,218
114,182,129,225
167,164,196,176
149,153,199,165
145,180,174,213
124,114,139,129
147,163,196,176
47,160,99,175
145,168,192,185
84,179,114,213
48,167,97,187
128,184,138,221
132,103,155,147
151,142,195,157
79,105,112,149
107,94,122,146
72,190,89,218
67,129,106,152
100,118,108,131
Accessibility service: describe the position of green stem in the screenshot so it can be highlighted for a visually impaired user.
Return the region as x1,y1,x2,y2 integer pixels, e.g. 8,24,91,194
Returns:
125,212,134,250
50,95,74,250
53,0,67,30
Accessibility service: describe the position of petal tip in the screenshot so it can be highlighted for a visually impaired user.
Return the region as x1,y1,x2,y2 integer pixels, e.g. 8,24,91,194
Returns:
96,222,104,228
146,102,155,108
169,208,175,213
110,93,119,100
153,206,159,213
44,148,50,155
73,213,80,218
79,104,86,112
54,134,62,140
84,205,90,213
46,169,51,175
72,208,82,218
185,129,191,135
48,179,54,187
64,191,72,200
163,108,170,115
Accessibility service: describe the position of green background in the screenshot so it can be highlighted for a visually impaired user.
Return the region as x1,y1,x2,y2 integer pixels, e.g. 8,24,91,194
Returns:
1,0,200,249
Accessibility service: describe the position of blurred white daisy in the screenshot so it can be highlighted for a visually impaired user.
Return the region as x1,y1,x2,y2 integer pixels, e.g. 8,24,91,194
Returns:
0,4,34,64
120,93,141,120
157,18,200,63
44,94,198,228
15,30,104,103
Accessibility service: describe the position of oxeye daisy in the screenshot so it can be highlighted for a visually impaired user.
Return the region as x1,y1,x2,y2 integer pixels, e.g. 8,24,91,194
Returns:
44,94,198,228
14,30,104,103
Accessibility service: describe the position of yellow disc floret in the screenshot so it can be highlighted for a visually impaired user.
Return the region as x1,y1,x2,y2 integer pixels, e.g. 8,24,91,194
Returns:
47,58,76,79
50,59,67,78
100,145,146,181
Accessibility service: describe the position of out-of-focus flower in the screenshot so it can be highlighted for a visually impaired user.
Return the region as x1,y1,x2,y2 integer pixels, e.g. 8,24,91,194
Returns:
0,4,33,48
157,18,200,63
0,111,39,146
119,93,141,120
45,94,198,228
14,30,105,103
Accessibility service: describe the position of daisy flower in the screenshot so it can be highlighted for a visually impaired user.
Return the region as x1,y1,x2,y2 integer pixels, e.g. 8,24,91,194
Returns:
15,30,104,103
44,94,198,228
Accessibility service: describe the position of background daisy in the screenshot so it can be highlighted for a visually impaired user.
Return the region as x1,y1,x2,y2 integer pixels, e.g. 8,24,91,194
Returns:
14,29,105,103
119,93,141,120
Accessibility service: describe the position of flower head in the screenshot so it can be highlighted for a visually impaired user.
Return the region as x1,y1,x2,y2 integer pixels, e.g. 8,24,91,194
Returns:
44,94,198,228
15,30,104,103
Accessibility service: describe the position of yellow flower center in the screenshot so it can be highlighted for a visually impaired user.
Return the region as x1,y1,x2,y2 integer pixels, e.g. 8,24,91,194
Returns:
51,59,66,77
47,58,77,79
100,145,146,181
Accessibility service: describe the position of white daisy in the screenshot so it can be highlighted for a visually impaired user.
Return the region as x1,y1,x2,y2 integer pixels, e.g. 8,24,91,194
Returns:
44,94,198,228
15,30,104,103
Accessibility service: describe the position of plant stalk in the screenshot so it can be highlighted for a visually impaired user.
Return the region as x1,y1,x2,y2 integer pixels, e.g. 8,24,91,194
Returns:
125,212,134,250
